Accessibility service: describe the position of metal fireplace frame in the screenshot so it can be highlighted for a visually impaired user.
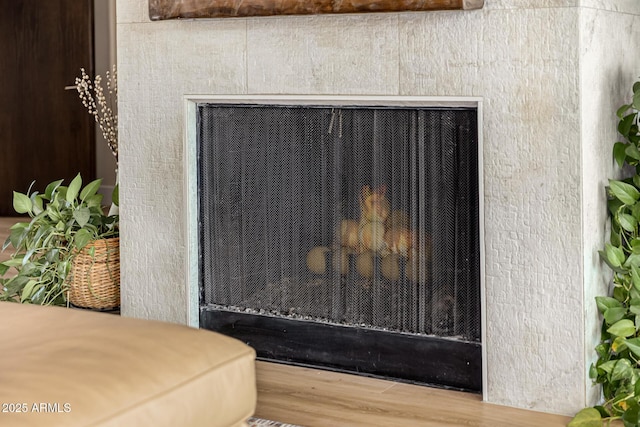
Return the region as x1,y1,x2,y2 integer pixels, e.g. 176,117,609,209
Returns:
184,95,486,392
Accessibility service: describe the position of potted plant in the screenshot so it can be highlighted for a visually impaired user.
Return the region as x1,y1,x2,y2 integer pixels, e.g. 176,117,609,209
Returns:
0,174,119,308
570,80,640,427
0,67,120,308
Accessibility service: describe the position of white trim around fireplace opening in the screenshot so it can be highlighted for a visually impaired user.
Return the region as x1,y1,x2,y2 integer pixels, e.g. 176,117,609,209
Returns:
184,94,486,398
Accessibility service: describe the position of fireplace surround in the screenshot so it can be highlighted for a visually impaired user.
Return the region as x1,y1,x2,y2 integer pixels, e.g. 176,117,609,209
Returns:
117,0,640,416
192,97,482,390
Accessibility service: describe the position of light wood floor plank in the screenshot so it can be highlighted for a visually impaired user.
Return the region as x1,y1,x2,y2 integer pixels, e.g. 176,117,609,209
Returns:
255,361,572,427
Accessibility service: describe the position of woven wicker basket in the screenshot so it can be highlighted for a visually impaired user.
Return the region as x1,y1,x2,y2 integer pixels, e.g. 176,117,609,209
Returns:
68,237,120,309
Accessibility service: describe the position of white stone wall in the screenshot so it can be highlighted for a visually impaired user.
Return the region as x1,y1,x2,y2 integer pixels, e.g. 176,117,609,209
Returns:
116,0,640,415
580,4,640,408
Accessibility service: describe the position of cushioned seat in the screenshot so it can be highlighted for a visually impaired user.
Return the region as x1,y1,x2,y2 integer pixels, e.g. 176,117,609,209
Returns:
0,302,256,426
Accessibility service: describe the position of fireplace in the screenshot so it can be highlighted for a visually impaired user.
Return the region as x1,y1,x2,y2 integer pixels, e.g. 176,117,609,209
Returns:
194,97,482,391
118,0,640,414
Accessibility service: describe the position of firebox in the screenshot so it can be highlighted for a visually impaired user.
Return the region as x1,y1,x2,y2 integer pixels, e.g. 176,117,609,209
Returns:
196,97,482,392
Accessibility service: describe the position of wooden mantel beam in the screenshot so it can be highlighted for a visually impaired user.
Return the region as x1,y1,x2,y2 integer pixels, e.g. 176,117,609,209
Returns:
149,0,484,20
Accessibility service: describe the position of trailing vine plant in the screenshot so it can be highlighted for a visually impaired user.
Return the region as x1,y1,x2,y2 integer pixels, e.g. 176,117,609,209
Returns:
570,81,640,427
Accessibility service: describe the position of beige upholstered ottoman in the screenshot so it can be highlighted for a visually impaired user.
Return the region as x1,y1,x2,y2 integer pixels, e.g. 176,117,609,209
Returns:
0,302,256,427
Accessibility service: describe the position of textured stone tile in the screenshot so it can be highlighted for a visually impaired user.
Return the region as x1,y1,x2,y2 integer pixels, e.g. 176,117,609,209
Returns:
580,7,640,406
482,7,579,66
487,0,640,13
116,0,149,23
399,11,482,96
247,14,398,95
476,6,584,414
117,20,246,324
486,0,578,9
580,0,640,14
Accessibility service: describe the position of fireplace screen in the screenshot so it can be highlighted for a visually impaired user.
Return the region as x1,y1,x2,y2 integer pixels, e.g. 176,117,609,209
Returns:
198,103,481,390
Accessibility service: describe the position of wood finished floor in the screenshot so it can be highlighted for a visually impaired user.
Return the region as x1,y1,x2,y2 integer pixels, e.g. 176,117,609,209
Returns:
254,361,572,426
0,217,573,426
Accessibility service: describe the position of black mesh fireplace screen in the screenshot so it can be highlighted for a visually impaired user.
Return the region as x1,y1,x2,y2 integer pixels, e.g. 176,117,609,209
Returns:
198,103,481,390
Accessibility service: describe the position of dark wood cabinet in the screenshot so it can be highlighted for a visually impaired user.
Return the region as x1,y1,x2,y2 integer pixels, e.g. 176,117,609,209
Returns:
0,0,95,215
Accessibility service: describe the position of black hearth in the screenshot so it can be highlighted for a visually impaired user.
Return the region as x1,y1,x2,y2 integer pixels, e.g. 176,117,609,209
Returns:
197,102,481,391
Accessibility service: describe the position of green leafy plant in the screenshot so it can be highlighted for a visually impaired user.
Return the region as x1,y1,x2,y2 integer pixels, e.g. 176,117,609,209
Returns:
570,81,640,427
0,174,118,306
